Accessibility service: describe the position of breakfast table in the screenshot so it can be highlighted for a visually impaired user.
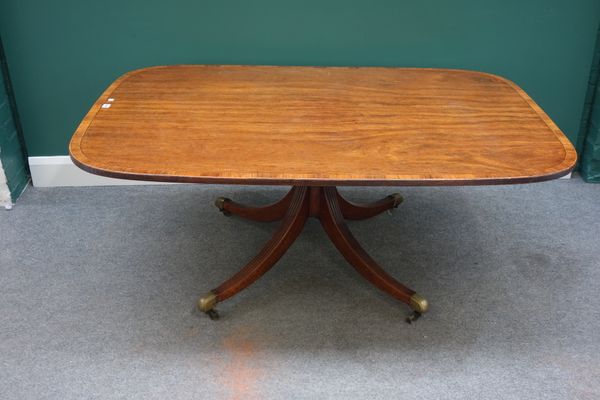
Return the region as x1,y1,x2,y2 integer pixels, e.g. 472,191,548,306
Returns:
69,65,576,322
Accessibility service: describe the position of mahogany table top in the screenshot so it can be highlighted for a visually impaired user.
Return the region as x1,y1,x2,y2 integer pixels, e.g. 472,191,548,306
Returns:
69,65,576,186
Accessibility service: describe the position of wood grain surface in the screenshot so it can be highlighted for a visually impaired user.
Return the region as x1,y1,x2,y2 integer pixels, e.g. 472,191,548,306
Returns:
69,65,576,186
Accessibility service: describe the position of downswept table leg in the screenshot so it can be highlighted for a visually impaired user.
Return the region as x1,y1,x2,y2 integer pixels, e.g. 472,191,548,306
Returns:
199,187,309,319
200,185,427,322
215,187,295,222
336,188,403,220
319,187,428,322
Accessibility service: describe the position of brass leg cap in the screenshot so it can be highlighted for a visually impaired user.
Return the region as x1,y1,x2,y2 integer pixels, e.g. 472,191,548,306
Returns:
215,197,231,215
198,292,217,312
409,293,428,314
388,193,404,208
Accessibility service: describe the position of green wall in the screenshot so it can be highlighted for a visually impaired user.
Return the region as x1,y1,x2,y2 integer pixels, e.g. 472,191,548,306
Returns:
0,0,599,157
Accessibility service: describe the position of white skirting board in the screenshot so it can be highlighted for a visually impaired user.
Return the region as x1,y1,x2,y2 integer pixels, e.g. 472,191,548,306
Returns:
28,156,167,187
28,155,572,187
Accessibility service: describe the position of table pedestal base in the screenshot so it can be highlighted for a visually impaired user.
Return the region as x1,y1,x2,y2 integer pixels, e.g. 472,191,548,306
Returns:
198,186,428,323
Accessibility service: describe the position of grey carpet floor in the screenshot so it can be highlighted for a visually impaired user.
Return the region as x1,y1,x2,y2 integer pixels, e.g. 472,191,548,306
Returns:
1,178,599,399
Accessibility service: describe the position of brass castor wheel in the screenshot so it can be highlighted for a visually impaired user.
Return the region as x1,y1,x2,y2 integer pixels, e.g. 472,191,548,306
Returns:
388,193,404,208
206,309,220,320
405,311,421,324
198,292,220,320
215,197,231,216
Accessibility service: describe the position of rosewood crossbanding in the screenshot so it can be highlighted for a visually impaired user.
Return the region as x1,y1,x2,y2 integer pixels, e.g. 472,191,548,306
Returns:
69,65,577,322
